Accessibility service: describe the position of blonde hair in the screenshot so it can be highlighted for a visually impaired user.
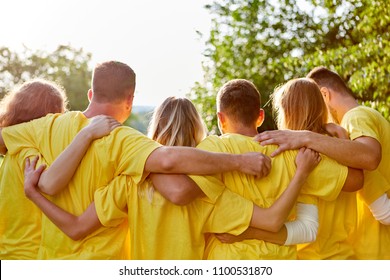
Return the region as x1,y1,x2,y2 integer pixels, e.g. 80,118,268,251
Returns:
148,97,207,147
0,79,68,127
272,78,328,133
141,97,207,201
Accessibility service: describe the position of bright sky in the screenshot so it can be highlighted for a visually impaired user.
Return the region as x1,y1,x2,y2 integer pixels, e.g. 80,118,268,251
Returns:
1,0,212,106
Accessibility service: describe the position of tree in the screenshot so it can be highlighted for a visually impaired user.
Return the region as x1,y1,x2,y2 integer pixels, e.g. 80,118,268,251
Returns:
190,0,390,134
0,45,92,110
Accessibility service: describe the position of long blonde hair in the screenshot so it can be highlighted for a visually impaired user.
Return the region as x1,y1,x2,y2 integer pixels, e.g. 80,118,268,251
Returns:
0,79,68,128
272,78,328,133
148,97,207,147
142,97,207,201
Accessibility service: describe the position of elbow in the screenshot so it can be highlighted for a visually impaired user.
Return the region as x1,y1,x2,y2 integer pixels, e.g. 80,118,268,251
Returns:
268,218,286,233
157,147,176,173
165,188,196,206
38,180,58,196
68,230,85,241
166,193,191,206
364,155,381,171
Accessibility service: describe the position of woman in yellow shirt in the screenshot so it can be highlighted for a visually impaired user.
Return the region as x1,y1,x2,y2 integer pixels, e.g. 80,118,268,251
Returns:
0,79,67,259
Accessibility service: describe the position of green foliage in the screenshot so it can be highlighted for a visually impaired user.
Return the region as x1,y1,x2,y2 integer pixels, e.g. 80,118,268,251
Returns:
190,0,390,133
0,45,92,111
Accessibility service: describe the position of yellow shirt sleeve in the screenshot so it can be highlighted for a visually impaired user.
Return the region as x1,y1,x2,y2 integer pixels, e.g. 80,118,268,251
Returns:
189,136,227,203
342,106,390,204
97,127,161,185
1,116,52,155
94,175,132,227
203,188,253,235
303,155,348,201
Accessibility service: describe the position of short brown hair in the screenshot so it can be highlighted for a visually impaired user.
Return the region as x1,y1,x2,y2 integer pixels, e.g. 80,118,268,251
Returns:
272,78,328,133
0,79,67,127
92,61,136,103
217,79,261,127
306,66,354,97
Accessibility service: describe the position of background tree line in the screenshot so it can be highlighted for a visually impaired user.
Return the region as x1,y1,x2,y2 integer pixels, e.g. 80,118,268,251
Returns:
1,0,389,135
189,0,390,133
0,45,149,132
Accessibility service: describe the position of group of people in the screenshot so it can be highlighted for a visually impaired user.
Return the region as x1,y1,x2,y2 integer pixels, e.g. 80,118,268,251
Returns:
0,61,388,260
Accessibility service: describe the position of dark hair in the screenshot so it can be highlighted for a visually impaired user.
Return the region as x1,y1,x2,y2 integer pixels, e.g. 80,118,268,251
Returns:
217,79,261,126
306,66,354,97
92,61,136,103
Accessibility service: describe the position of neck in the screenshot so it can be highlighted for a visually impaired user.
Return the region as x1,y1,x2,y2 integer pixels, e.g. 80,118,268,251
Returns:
336,95,359,123
224,124,258,137
83,102,127,123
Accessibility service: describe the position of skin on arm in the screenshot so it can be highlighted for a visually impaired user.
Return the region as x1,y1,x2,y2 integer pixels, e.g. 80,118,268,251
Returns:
144,147,272,178
24,156,102,240
255,130,381,170
150,173,204,205
38,115,121,195
248,148,321,233
216,226,288,245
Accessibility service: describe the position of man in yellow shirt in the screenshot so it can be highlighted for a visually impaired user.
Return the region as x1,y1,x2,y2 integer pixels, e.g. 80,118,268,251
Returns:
189,79,362,259
257,66,390,259
0,61,270,259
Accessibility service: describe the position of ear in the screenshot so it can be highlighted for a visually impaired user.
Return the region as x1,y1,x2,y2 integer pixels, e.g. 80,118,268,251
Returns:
87,89,93,102
320,87,331,103
217,112,225,125
256,109,265,127
126,93,134,108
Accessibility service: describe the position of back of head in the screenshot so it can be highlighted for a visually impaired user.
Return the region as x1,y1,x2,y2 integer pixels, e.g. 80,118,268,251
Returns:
272,78,328,133
306,66,354,97
217,79,261,127
0,79,68,127
92,61,136,103
148,97,207,147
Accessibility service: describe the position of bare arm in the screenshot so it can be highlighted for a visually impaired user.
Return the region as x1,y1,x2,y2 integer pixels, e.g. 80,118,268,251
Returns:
24,156,102,240
38,115,121,195
145,146,272,177
249,148,321,232
343,167,364,192
216,226,288,245
150,174,204,205
255,130,381,170
216,203,318,245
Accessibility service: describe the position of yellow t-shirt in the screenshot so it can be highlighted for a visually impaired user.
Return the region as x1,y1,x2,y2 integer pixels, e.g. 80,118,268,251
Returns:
0,149,44,259
190,134,347,260
342,106,390,259
94,175,253,260
2,111,161,259
297,191,357,259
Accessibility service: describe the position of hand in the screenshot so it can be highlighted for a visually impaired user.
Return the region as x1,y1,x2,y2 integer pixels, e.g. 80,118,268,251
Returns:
238,152,271,178
295,147,321,177
84,115,121,141
24,156,46,199
254,130,308,157
324,123,349,139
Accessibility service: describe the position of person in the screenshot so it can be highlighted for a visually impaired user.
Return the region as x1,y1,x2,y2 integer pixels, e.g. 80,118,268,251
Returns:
24,96,320,259
221,78,359,259
256,66,390,259
0,61,270,259
0,79,68,259
188,79,363,260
